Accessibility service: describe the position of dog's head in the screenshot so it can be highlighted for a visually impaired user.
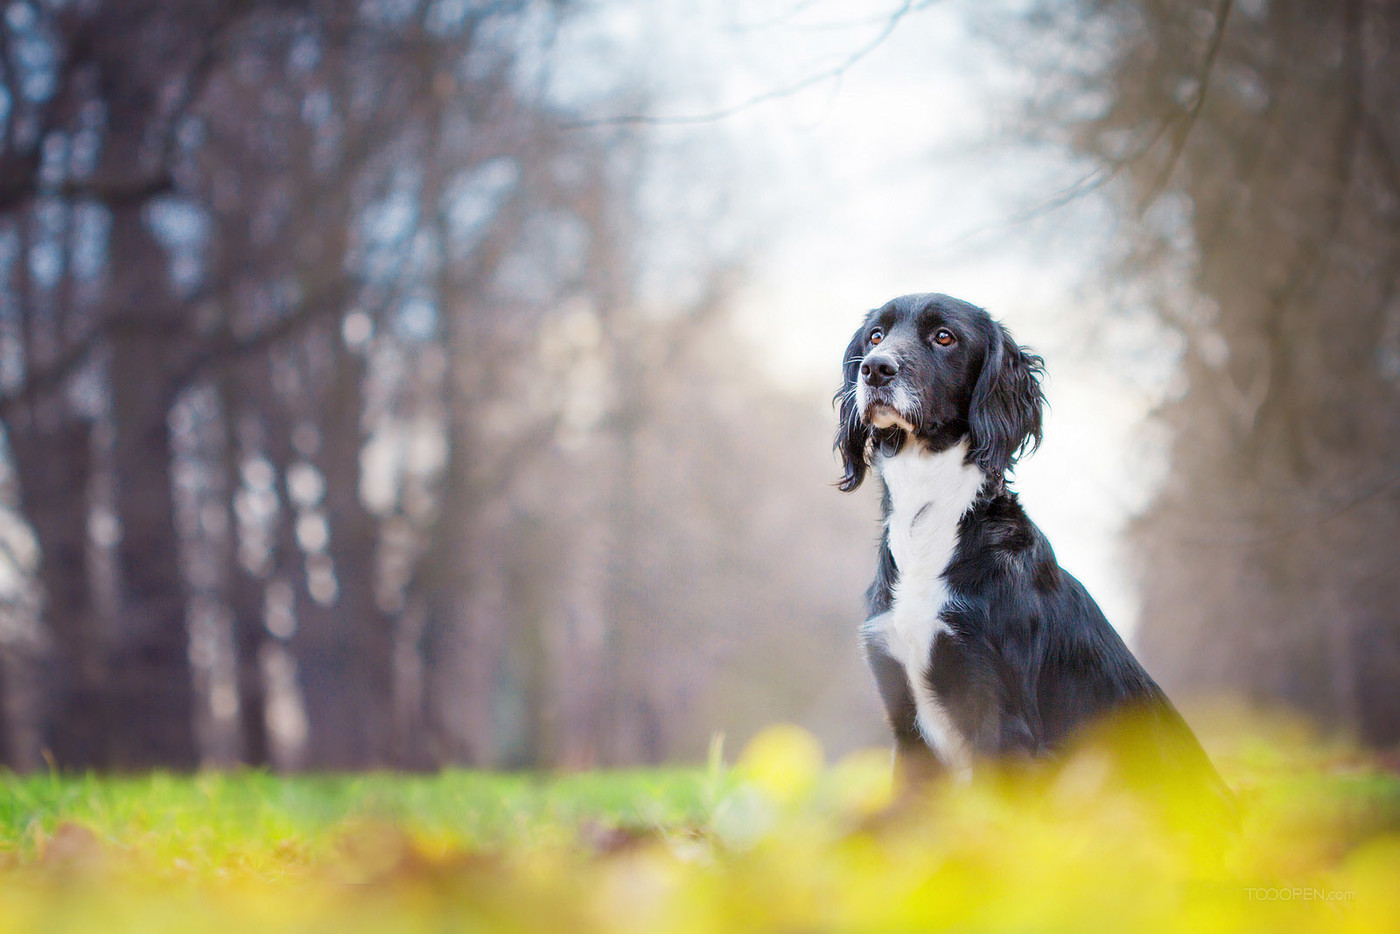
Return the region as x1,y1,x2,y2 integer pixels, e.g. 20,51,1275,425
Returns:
835,293,1045,492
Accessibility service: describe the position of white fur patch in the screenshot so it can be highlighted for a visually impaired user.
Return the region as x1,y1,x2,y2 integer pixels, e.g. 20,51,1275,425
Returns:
857,383,917,431
866,404,916,433
863,439,986,778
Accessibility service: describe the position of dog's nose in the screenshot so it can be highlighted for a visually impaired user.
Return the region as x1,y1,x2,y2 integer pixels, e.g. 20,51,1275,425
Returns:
861,355,898,387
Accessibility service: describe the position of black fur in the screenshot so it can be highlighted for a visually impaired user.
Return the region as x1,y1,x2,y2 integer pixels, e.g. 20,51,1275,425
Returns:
835,293,1227,798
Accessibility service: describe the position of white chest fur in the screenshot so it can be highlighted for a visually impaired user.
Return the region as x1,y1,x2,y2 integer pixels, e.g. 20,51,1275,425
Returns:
863,440,986,776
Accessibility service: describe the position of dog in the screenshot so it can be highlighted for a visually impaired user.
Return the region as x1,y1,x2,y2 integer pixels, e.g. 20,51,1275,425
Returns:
836,292,1226,798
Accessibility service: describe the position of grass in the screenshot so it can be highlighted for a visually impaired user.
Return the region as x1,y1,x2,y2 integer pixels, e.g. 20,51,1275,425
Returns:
1,723,1399,932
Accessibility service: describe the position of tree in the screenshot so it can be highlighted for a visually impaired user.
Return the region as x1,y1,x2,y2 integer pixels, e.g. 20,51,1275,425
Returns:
0,0,244,768
0,0,874,771
1021,0,1400,742
0,0,622,770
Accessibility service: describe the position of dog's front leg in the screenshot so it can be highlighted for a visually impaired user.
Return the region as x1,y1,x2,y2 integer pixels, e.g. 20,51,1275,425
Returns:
865,644,945,791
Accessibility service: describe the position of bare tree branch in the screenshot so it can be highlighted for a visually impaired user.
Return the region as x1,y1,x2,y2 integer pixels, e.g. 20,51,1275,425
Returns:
0,173,176,214
563,0,929,129
163,278,355,402
0,314,188,421
1135,0,1234,212
929,0,1236,257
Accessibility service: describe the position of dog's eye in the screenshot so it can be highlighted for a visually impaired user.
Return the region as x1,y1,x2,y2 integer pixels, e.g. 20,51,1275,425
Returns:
932,328,955,347
869,328,884,345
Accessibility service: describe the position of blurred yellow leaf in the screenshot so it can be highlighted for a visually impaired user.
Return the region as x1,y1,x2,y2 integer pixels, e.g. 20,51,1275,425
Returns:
735,724,824,805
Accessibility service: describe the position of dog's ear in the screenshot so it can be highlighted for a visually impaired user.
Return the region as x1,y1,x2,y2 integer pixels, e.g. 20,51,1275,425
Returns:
968,322,1046,477
835,327,871,492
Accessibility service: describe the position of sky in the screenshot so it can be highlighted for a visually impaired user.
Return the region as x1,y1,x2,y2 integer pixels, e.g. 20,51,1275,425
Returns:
554,0,1186,636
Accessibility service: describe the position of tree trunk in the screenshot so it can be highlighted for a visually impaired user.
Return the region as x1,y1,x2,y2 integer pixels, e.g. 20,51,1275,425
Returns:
103,205,197,770
9,414,108,768
293,336,395,769
417,311,513,767
218,371,271,767
550,442,613,769
420,489,511,767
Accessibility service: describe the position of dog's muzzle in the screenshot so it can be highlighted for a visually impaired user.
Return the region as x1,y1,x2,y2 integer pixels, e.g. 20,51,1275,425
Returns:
857,353,916,432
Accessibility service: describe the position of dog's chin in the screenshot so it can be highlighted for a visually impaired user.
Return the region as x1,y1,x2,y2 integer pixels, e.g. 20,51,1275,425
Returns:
864,403,916,434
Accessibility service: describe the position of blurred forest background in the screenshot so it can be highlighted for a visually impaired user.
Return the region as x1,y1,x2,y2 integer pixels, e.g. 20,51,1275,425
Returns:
0,0,1395,773
1018,0,1400,748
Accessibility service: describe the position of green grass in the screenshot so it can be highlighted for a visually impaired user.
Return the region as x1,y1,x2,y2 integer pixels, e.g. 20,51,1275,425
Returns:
2,725,1399,932
0,768,713,859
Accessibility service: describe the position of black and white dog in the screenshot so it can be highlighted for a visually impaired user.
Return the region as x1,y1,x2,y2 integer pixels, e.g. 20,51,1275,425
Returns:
836,292,1223,792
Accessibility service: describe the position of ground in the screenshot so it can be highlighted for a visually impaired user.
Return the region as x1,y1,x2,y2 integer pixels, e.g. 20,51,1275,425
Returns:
2,723,1399,932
